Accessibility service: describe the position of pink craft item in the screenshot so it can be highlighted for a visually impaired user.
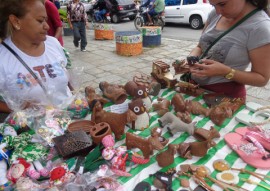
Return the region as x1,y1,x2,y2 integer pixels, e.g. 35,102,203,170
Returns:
235,127,270,151
224,132,270,169
102,134,115,148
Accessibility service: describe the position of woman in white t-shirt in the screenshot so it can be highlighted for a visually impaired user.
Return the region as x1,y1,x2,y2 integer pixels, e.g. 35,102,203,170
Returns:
0,0,72,114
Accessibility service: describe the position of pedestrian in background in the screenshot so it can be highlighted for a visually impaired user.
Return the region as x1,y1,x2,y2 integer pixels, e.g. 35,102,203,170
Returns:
67,0,88,52
45,0,64,46
186,0,270,99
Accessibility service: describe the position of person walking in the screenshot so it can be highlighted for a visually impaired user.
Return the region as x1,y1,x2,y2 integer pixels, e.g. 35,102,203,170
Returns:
67,0,88,51
45,0,64,46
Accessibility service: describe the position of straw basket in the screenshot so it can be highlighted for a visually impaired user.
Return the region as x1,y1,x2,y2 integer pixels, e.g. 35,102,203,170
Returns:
141,26,161,47
115,31,142,56
94,23,114,40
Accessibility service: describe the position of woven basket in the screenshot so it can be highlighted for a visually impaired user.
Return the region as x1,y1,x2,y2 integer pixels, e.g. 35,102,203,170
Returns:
141,26,161,47
94,23,114,40
115,31,143,56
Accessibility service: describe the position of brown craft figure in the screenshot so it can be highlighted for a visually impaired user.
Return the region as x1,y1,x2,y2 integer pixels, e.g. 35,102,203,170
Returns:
99,81,127,104
133,72,161,96
126,132,153,158
156,143,179,167
176,111,192,124
175,82,205,97
148,127,168,150
91,100,137,140
89,122,112,144
177,142,192,159
152,97,170,116
85,86,108,108
172,59,190,75
171,93,186,113
193,126,220,142
185,100,211,117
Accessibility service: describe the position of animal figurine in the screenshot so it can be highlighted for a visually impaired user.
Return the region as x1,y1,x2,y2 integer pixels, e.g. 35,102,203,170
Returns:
128,98,150,131
176,111,192,124
148,127,168,150
125,132,153,158
99,81,127,104
85,86,108,109
156,144,179,167
175,82,204,97
158,112,196,136
171,93,186,113
91,100,137,140
185,100,211,117
152,97,170,116
133,72,161,96
124,81,152,111
172,59,190,75
193,126,220,142
177,143,192,159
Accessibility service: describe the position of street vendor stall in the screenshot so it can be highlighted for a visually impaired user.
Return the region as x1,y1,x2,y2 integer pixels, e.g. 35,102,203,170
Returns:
0,72,269,191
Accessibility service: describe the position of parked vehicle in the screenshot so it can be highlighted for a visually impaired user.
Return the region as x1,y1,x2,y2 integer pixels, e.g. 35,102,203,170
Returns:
164,0,213,29
87,0,137,23
134,7,165,30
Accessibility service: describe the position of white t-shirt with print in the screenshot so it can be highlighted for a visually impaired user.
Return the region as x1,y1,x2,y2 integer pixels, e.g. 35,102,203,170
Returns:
0,36,72,108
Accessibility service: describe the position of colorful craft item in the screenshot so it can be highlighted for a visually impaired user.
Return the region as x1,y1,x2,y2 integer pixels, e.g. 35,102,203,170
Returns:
7,158,30,183
102,147,116,160
49,164,75,186
101,134,115,148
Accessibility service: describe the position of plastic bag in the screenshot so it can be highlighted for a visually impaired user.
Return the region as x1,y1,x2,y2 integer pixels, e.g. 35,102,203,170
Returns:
33,107,72,147
67,67,89,119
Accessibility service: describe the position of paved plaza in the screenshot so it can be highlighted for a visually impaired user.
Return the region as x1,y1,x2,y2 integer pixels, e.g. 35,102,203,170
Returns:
64,29,270,105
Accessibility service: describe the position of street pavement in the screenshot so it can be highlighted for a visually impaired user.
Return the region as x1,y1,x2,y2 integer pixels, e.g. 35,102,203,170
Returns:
63,29,270,105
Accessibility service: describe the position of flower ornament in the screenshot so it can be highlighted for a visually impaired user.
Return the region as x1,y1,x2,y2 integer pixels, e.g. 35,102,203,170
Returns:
49,163,75,186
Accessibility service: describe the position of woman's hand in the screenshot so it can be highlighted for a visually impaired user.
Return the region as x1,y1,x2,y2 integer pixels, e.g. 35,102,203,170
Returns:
190,59,231,78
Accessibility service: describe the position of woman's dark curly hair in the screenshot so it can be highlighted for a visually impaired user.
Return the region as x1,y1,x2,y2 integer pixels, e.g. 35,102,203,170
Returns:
0,0,44,40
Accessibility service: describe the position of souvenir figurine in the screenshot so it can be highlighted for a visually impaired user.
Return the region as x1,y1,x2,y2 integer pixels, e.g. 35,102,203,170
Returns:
158,112,196,136
156,144,179,167
128,98,150,131
85,86,108,109
91,100,137,140
124,81,152,111
99,81,127,104
152,97,170,116
133,72,161,96
171,93,186,113
148,127,168,150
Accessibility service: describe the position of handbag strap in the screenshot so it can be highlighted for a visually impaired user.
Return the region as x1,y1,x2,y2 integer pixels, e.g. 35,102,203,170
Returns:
199,8,259,59
1,41,47,94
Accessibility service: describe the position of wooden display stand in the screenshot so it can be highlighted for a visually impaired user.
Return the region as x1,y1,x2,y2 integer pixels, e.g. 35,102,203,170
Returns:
141,26,161,47
115,31,143,56
94,23,114,40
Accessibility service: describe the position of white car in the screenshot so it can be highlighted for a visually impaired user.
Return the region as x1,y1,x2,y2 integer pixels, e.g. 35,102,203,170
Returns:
164,0,213,29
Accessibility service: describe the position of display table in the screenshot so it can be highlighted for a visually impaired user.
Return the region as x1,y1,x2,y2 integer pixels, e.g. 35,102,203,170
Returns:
110,88,270,191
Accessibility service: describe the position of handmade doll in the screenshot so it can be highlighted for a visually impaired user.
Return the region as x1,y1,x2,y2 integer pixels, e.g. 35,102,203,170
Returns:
0,126,50,179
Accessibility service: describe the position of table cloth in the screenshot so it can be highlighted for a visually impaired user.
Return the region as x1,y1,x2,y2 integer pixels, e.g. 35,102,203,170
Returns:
111,88,270,191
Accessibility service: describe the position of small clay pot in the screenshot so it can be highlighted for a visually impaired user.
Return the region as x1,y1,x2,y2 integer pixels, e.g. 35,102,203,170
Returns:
89,122,112,144
67,120,95,134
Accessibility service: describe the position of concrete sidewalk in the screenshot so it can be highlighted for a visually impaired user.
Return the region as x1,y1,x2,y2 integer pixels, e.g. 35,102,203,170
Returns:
63,29,270,105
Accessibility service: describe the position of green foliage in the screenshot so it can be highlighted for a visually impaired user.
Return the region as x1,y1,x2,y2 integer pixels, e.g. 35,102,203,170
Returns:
59,8,68,23
84,144,106,172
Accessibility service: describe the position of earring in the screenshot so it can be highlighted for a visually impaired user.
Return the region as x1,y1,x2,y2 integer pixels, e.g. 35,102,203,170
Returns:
15,25,20,30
